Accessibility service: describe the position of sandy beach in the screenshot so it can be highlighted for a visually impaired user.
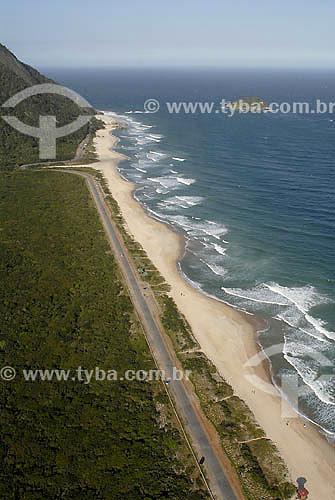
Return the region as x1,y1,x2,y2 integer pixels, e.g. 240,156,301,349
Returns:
92,114,335,498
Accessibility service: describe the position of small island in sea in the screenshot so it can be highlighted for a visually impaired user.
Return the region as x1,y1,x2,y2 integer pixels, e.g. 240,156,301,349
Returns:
225,96,270,112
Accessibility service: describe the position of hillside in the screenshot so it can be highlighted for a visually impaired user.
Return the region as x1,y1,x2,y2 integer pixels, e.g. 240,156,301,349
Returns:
0,43,91,169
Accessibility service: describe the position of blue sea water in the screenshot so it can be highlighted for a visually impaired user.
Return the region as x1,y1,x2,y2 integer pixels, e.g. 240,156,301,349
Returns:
45,67,335,439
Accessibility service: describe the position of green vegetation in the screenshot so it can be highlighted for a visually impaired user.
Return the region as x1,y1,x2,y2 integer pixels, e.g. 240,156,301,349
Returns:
78,117,106,162
226,97,269,112
0,43,94,169
0,170,209,499
78,167,296,500
90,116,105,134
160,296,197,351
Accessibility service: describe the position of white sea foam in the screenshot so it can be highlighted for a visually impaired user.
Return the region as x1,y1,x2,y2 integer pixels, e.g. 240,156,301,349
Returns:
265,284,324,313
146,207,164,220
193,221,228,240
149,138,161,143
163,215,228,242
145,135,162,143
147,151,167,162
176,177,196,185
221,283,334,346
149,150,165,156
175,196,203,206
304,313,335,341
222,286,288,306
275,313,329,343
159,196,193,210
148,177,164,184
135,167,147,173
283,335,335,406
212,243,227,255
158,202,188,210
136,137,151,146
220,282,335,412
148,176,179,190
163,214,195,230
205,262,227,277
158,195,204,210
265,284,335,341
148,134,163,140
135,134,161,145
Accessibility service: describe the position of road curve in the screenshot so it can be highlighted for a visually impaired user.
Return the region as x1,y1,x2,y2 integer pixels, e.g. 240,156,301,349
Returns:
60,169,239,500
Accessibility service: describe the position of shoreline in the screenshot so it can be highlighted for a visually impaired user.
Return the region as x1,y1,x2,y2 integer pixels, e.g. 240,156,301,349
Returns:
106,136,328,439
92,114,335,499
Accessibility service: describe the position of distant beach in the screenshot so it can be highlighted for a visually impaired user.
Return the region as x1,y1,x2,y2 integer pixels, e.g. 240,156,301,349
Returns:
88,112,335,499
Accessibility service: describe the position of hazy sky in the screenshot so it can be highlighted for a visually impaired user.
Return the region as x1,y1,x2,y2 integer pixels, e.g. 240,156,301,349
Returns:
2,0,335,68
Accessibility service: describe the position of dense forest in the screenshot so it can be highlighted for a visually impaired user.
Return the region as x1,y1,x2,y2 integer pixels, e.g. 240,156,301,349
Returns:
0,170,208,499
0,43,91,169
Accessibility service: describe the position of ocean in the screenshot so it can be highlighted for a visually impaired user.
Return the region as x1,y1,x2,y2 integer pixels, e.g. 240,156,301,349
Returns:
44,67,335,440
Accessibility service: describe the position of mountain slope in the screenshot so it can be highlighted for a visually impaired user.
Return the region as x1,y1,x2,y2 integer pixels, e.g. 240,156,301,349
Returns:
0,43,47,86
0,43,91,169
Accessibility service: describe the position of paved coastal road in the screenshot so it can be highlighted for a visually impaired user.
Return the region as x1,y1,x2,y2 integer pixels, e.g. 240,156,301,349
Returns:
61,170,239,500
74,133,90,161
